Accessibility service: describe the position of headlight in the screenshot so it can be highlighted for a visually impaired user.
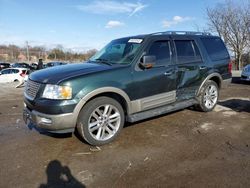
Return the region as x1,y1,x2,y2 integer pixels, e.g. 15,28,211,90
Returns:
42,84,72,99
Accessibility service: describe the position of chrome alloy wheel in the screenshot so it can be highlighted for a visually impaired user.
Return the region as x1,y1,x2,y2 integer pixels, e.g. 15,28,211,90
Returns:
203,84,218,109
88,104,121,141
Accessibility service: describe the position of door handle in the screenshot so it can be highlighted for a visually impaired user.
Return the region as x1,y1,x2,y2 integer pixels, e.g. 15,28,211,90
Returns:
199,66,207,70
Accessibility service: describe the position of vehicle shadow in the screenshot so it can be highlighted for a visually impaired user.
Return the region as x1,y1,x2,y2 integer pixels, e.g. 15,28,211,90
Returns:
74,129,90,145
27,123,73,139
27,123,90,144
39,160,85,188
218,99,250,113
231,76,250,85
124,109,185,128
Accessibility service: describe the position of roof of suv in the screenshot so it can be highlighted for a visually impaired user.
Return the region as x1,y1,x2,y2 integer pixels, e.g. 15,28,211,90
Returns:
125,31,218,40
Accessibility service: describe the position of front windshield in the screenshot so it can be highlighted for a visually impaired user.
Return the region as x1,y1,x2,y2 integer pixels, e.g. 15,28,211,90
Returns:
90,38,143,65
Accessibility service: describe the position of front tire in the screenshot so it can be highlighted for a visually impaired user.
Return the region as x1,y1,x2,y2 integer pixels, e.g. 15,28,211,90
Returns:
195,80,219,112
77,96,125,146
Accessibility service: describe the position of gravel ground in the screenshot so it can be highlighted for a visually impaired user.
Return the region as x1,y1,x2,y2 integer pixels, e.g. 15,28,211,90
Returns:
0,77,249,188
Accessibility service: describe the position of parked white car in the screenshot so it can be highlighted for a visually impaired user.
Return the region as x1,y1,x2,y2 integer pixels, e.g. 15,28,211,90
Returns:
0,68,29,83
241,64,250,81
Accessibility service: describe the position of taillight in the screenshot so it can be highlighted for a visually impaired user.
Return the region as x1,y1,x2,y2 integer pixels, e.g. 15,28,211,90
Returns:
228,60,232,74
20,73,25,77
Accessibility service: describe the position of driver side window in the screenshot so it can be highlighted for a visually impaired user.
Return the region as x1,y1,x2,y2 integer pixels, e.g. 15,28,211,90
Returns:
148,40,171,66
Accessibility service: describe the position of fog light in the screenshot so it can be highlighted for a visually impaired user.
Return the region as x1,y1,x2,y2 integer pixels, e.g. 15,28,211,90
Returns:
40,117,52,125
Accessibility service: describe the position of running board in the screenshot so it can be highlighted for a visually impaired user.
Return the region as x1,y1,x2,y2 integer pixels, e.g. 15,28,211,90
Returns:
127,99,197,123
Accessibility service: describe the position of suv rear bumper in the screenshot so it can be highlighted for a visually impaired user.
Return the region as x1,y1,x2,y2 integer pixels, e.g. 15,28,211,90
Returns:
221,78,232,88
23,106,75,133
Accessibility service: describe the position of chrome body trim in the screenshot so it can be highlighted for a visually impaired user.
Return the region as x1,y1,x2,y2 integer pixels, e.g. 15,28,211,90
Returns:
74,87,176,117
130,90,176,113
24,79,41,100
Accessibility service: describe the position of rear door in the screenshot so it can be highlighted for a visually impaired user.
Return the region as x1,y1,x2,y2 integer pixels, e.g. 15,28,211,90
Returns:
173,37,204,100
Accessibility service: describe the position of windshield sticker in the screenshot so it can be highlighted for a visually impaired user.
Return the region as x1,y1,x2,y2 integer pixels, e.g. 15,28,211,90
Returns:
128,39,143,43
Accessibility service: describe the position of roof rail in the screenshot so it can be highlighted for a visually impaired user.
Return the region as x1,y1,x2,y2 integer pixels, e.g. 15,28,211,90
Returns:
151,31,211,36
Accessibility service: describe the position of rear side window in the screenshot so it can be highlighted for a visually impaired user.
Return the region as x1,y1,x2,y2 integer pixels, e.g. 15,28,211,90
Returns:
9,69,19,74
201,38,229,61
174,40,201,64
1,69,10,74
14,69,19,73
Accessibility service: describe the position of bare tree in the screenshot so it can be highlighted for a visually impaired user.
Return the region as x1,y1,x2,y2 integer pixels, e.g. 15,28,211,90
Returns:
206,0,250,69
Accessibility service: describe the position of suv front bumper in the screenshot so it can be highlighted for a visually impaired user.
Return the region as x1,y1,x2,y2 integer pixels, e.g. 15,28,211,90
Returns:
23,105,76,133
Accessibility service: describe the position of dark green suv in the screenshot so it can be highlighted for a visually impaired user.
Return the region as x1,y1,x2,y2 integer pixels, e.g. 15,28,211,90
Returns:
23,31,232,145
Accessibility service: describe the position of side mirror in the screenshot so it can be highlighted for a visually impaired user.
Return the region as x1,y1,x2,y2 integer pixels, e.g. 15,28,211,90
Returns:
140,55,156,69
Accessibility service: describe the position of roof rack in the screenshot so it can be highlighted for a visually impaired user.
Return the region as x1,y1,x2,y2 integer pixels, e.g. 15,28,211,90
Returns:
151,31,211,36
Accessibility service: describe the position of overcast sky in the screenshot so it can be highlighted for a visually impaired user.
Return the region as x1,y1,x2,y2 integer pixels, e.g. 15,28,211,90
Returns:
0,0,241,51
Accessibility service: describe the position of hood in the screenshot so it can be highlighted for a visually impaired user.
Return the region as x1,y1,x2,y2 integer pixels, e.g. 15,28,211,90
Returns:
29,62,114,84
242,65,250,75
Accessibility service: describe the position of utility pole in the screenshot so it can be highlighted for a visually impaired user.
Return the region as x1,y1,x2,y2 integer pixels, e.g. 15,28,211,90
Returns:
26,41,30,63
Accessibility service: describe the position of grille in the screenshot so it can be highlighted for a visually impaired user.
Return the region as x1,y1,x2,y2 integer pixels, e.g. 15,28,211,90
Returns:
25,79,41,100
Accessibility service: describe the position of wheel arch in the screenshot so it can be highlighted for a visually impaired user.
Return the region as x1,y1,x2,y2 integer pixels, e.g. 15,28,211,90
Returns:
72,87,132,125
196,73,222,96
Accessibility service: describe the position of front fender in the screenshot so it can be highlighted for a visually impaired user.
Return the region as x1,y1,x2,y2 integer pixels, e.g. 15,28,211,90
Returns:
72,86,132,122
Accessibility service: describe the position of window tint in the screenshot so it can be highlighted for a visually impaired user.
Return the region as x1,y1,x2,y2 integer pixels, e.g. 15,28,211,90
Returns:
1,69,10,74
12,69,19,74
107,44,125,55
201,38,229,61
7,69,18,74
148,40,171,65
90,38,142,64
175,40,201,64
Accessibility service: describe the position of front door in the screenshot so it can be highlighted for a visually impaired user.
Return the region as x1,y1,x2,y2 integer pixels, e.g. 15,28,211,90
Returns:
131,37,176,111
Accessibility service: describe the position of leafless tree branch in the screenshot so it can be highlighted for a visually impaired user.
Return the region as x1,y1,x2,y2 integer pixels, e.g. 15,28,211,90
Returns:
206,0,250,69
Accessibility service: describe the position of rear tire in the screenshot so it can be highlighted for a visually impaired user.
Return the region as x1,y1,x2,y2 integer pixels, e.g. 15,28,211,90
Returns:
195,80,219,112
77,96,125,146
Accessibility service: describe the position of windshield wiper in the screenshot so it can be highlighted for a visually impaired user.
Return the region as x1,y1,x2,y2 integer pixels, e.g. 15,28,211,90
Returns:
94,58,113,66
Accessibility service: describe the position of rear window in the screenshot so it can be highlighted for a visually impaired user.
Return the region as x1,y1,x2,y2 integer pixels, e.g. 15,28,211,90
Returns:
201,37,229,61
9,69,19,74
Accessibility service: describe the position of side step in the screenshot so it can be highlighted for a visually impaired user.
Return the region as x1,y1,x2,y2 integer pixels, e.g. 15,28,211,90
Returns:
127,99,197,123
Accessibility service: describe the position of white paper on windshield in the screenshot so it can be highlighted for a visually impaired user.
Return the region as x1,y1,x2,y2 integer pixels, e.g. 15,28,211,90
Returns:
128,39,143,43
